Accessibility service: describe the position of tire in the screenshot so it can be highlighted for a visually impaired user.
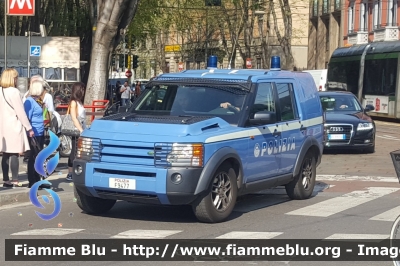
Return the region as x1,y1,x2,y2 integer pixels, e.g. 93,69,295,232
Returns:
59,135,72,157
192,162,238,223
285,152,316,200
74,186,116,214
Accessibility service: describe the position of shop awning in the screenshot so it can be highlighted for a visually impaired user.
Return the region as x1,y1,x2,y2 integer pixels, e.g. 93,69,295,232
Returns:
0,36,80,69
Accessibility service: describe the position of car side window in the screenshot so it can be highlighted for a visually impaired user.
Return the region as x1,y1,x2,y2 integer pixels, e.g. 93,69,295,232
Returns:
276,83,297,121
249,83,276,119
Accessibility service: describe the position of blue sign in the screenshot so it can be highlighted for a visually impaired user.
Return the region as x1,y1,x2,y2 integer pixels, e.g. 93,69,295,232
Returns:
30,46,41,57
29,131,61,221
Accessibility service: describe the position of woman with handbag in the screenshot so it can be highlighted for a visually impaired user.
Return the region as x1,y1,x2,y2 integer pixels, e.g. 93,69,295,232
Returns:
0,68,34,187
23,80,48,188
64,82,86,181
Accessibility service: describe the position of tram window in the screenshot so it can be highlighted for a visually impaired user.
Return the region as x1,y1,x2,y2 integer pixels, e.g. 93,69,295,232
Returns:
363,58,397,96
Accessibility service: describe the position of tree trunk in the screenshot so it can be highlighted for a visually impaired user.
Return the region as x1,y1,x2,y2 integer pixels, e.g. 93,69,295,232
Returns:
84,0,139,108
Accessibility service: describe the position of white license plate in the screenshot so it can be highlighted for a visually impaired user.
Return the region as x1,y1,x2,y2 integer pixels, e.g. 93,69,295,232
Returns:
109,178,136,190
328,134,346,140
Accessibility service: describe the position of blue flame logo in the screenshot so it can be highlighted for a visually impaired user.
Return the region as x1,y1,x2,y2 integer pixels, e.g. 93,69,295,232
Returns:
29,131,61,221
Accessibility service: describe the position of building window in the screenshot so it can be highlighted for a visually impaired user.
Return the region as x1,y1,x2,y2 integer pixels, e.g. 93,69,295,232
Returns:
348,1,355,33
313,0,318,16
373,0,382,29
323,0,329,13
360,1,368,31
335,0,341,10
388,0,398,26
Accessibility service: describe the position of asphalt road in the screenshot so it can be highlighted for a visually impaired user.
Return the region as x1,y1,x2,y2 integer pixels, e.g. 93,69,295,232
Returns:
1,121,400,266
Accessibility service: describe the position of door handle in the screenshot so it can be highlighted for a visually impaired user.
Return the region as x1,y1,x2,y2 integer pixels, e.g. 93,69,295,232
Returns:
273,130,281,137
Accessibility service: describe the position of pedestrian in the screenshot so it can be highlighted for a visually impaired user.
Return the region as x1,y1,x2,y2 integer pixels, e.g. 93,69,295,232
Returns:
120,81,132,106
0,68,34,187
135,81,142,100
24,80,48,189
66,82,87,181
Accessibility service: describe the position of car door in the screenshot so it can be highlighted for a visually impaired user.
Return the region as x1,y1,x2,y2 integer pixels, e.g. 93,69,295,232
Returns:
245,82,281,183
275,80,302,175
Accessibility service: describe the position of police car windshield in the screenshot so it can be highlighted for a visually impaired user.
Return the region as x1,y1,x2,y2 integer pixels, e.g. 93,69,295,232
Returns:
133,84,246,125
320,94,362,112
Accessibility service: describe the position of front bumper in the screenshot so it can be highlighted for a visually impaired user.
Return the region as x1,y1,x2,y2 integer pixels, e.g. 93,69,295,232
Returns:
72,159,204,205
324,127,375,149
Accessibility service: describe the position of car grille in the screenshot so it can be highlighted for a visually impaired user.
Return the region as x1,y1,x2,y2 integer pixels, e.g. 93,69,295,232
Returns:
324,124,353,144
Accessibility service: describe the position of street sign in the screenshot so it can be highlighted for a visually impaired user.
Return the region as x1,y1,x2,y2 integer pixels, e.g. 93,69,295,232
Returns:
7,0,35,16
178,62,184,72
246,58,252,69
390,149,400,183
30,46,41,57
125,70,132,78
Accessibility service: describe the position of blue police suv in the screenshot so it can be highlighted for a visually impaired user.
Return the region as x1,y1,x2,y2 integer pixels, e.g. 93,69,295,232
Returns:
72,56,325,223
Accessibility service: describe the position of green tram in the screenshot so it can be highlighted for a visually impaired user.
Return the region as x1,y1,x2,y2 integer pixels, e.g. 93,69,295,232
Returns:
327,40,400,119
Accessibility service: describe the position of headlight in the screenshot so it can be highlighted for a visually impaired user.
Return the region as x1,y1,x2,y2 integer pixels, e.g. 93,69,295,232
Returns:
357,122,373,131
166,143,204,167
76,137,94,160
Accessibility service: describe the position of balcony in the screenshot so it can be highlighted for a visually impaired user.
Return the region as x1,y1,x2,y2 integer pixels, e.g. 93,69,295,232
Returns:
347,29,368,45
374,24,399,41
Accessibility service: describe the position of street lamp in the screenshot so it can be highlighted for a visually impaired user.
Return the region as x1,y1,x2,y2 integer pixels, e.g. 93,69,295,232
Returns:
26,24,47,78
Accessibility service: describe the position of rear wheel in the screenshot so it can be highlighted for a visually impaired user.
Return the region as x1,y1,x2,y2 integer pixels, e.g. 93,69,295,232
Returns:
74,186,116,214
59,135,72,157
285,152,316,200
192,163,237,223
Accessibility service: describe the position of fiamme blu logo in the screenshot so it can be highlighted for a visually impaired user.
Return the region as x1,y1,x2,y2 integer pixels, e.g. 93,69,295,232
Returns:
29,131,61,221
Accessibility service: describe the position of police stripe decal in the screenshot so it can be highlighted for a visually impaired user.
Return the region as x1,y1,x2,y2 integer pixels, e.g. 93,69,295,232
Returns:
204,116,323,143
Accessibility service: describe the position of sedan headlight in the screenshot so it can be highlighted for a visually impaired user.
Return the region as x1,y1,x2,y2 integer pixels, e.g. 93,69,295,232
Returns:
357,122,373,131
76,137,94,160
166,143,204,167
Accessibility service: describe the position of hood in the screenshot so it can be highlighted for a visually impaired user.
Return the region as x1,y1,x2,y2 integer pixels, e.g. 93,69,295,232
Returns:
325,111,372,124
82,114,244,143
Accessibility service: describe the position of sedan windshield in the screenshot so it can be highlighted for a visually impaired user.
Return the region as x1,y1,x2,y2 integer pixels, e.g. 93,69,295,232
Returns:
132,84,246,125
320,94,362,112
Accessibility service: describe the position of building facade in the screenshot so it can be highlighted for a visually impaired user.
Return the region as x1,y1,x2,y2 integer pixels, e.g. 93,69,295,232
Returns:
112,1,311,80
307,0,344,70
344,0,399,45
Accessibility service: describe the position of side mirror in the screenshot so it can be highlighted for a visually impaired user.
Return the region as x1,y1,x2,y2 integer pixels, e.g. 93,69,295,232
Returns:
364,104,375,112
249,111,276,126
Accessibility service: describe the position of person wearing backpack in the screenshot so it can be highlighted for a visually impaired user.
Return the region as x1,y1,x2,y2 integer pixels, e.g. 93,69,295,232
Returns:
23,80,48,189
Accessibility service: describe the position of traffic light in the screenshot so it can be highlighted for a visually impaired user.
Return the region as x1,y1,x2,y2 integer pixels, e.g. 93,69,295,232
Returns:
125,54,129,68
111,54,116,66
133,55,139,69
205,0,221,6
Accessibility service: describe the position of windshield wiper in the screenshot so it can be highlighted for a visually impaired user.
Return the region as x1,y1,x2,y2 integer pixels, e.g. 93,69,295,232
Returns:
178,115,194,124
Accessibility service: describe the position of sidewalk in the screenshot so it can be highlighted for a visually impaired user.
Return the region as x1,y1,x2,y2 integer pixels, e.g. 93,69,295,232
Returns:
0,156,73,207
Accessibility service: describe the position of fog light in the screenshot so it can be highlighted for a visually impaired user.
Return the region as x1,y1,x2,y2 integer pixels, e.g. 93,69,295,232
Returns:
364,139,371,143
74,165,83,175
171,173,182,184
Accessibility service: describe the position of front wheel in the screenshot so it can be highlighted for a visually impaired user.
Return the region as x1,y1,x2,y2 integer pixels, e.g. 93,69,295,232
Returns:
192,163,238,223
285,152,316,200
74,186,116,214
59,135,72,157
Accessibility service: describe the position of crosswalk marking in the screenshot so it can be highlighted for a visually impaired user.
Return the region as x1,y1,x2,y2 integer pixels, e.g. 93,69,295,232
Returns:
285,187,400,217
110,230,182,239
369,206,400,222
11,228,85,236
325,234,389,240
216,231,283,239
317,175,399,183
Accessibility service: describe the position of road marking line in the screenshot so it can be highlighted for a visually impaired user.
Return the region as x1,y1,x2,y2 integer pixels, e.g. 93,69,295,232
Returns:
369,206,400,222
216,231,283,239
111,230,182,239
377,135,400,140
325,234,388,239
382,135,400,138
285,187,400,217
11,228,85,236
317,175,399,183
